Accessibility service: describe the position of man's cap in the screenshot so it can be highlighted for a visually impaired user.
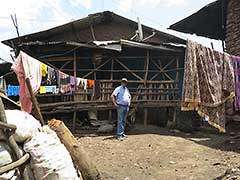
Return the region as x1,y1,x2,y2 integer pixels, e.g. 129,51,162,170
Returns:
121,78,128,82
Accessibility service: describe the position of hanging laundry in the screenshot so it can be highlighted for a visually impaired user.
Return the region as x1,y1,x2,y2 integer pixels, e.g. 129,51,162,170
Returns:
77,78,88,90
39,86,46,94
88,79,94,88
70,76,77,92
232,56,240,111
45,85,57,93
47,66,58,85
0,77,6,93
58,71,71,93
181,40,235,133
7,85,19,96
11,51,42,113
41,63,48,77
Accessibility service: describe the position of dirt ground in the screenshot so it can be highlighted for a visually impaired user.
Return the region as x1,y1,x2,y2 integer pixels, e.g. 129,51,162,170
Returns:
76,124,240,180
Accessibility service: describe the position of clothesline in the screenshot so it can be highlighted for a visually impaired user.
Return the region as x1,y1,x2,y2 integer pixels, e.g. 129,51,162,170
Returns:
11,51,98,113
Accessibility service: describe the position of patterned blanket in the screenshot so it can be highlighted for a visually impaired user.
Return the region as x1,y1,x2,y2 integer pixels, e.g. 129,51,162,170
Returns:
182,40,235,132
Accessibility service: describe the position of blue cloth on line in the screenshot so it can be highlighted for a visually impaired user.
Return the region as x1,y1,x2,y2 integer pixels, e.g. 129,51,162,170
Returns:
45,85,57,93
7,85,19,96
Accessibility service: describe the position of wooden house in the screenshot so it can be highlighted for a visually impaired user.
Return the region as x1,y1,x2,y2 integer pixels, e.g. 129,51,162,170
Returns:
2,11,186,130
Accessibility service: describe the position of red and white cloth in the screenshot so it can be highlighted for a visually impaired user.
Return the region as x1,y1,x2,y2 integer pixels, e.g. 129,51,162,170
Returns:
11,51,42,113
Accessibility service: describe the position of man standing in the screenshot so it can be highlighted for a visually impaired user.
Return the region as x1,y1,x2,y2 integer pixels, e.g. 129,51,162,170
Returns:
111,78,131,141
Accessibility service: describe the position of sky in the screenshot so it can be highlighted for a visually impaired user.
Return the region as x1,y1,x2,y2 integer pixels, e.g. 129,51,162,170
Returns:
0,0,221,62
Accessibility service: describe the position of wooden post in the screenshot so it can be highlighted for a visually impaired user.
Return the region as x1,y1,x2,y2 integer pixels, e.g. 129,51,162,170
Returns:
73,50,77,132
173,58,179,128
48,119,102,180
175,58,179,99
109,59,114,121
143,50,150,127
73,50,77,77
25,78,45,125
0,97,30,180
172,107,177,127
72,109,77,132
144,108,148,127
144,50,150,85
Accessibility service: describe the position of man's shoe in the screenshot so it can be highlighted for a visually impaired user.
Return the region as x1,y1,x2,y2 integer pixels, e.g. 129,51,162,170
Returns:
122,134,127,138
117,136,124,141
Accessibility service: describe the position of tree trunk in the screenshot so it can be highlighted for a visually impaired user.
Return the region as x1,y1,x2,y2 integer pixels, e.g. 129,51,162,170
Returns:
48,119,102,180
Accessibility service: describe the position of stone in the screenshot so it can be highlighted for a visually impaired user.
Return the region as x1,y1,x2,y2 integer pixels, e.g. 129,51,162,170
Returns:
97,124,114,133
225,168,236,175
231,176,238,180
213,162,221,166
170,129,181,133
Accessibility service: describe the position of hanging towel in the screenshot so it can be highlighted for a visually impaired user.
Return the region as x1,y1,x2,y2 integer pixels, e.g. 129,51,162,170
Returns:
70,76,77,92
39,86,46,94
41,63,48,77
11,51,42,113
45,85,57,93
78,78,88,90
47,66,58,85
181,40,235,133
88,79,94,88
7,85,19,96
58,71,71,93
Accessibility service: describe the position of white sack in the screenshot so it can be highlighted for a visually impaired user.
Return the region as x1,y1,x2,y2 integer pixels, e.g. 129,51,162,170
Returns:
24,126,81,180
5,110,41,142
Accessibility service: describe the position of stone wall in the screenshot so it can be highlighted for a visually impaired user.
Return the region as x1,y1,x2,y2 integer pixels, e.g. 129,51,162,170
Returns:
225,0,240,56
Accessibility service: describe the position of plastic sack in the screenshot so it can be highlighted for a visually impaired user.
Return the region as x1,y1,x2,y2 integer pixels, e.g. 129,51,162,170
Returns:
24,126,81,180
5,110,41,142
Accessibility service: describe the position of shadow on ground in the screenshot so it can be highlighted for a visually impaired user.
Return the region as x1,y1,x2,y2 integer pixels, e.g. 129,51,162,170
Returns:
75,121,240,154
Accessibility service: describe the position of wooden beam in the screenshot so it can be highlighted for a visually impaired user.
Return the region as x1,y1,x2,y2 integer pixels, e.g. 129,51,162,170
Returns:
114,58,143,81
144,50,150,84
72,110,77,132
143,50,149,127
62,69,183,73
0,153,30,175
109,59,114,120
44,55,180,62
151,59,174,80
82,58,112,79
59,60,72,71
100,80,178,83
0,121,17,131
72,50,77,132
144,108,148,127
26,78,45,125
176,58,179,86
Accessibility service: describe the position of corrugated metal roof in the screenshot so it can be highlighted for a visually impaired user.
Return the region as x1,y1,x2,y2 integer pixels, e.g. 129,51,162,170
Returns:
2,11,186,49
169,0,228,40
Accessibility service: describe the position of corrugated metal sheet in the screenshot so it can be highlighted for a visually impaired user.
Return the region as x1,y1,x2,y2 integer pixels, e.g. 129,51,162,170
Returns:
169,0,228,40
2,11,186,49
